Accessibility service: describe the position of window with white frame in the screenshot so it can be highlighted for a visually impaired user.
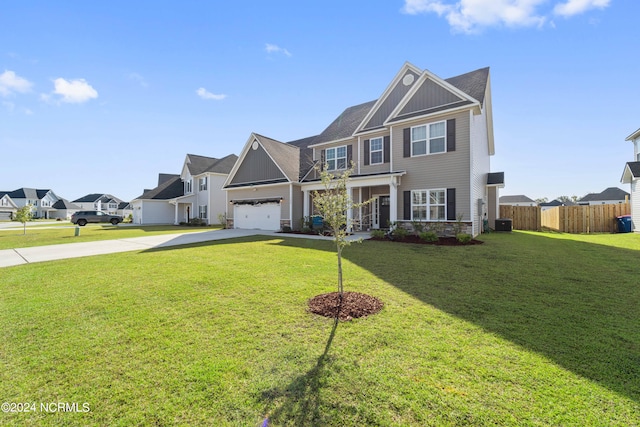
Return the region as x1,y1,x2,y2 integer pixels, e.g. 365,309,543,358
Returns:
411,121,446,156
326,145,347,171
185,179,193,194
370,137,383,165
199,177,207,191
198,205,207,219
412,189,446,221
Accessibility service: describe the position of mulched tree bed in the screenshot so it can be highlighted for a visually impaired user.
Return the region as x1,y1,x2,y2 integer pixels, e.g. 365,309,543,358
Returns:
369,235,484,246
308,292,384,321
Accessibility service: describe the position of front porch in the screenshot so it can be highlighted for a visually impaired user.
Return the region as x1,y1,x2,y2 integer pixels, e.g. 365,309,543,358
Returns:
301,172,405,231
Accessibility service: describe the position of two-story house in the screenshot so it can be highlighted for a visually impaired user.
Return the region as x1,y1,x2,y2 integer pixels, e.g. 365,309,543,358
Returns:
72,194,123,214
5,188,62,219
224,62,503,236
0,191,19,220
620,127,640,231
131,153,238,225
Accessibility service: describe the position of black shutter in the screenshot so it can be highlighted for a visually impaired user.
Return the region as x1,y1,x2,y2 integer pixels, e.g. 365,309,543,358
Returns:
403,191,411,220
384,135,390,163
403,128,410,157
364,140,370,166
447,188,456,221
447,119,456,152
347,145,353,167
320,149,325,171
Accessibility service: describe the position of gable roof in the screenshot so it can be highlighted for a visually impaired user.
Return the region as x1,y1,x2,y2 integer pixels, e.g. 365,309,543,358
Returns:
254,134,301,182
72,193,123,204
625,128,640,141
499,195,536,204
184,153,239,176
579,187,629,202
287,135,318,179
52,198,81,210
312,64,490,146
135,174,184,200
8,188,41,200
621,161,640,183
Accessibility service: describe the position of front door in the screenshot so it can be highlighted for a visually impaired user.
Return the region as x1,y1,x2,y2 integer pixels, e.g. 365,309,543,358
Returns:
379,195,390,228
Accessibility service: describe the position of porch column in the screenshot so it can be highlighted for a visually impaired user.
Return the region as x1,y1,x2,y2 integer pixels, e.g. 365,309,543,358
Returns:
174,203,179,225
389,177,398,224
303,190,310,218
346,185,353,232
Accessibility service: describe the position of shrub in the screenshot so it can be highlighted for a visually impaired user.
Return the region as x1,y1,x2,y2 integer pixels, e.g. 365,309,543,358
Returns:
189,218,203,226
282,225,292,233
217,213,227,228
391,226,408,239
456,233,472,244
419,231,439,242
370,229,386,239
410,219,424,236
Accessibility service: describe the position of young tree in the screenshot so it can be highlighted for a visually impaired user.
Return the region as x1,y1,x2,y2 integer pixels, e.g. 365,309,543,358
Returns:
312,164,372,299
14,205,33,235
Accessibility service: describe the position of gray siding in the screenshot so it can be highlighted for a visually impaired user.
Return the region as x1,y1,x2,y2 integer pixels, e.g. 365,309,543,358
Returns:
291,185,303,228
392,111,471,221
359,133,391,175
399,79,463,118
230,144,286,185
362,70,419,131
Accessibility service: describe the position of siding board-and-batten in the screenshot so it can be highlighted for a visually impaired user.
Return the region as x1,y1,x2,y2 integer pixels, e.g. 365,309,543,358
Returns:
230,144,286,185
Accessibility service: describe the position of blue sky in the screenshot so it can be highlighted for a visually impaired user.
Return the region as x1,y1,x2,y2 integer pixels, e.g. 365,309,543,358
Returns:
1,0,637,202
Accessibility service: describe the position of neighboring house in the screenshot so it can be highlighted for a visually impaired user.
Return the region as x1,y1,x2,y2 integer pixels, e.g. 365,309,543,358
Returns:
224,62,503,236
131,174,184,225
131,153,237,225
621,127,640,231
51,198,82,220
171,154,238,225
0,191,18,220
499,195,537,207
117,202,133,219
539,199,575,211
577,187,629,206
6,188,61,219
72,194,123,214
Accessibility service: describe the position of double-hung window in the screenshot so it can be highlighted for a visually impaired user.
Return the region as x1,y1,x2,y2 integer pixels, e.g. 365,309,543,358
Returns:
198,205,207,219
370,137,383,165
412,189,446,221
411,121,446,156
199,177,207,191
185,179,192,194
326,146,347,171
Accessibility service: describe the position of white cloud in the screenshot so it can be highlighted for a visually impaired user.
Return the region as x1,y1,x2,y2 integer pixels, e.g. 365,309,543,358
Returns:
402,0,611,33
554,0,610,17
0,70,33,96
265,43,292,57
196,87,227,101
50,78,98,104
128,72,148,88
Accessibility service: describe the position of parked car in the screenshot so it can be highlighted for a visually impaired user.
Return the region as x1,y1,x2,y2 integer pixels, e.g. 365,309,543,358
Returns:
71,211,123,226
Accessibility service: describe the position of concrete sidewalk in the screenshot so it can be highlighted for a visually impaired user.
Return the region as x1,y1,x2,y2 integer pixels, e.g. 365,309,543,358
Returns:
0,229,368,268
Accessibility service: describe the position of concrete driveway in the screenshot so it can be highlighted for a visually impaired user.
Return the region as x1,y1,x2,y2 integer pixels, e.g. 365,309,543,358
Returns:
0,228,368,268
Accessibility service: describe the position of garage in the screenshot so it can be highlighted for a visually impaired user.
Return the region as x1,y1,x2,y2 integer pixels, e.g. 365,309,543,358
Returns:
234,202,281,230
0,211,13,221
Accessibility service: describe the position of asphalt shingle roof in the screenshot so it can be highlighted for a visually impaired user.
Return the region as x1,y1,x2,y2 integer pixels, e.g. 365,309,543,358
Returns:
185,154,239,176
136,174,184,200
499,195,536,204
579,187,629,202
254,134,301,182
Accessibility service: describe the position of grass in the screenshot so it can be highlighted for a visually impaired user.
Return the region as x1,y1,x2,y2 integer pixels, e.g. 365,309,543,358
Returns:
0,224,220,250
0,231,638,426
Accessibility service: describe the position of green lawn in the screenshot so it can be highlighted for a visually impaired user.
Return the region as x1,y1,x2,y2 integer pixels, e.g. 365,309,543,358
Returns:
0,224,219,250
1,231,638,426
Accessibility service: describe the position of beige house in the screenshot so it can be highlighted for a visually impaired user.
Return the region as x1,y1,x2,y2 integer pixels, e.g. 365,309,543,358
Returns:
224,62,503,236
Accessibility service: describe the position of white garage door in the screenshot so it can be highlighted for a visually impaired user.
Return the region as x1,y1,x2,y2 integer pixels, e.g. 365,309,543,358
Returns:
234,203,281,230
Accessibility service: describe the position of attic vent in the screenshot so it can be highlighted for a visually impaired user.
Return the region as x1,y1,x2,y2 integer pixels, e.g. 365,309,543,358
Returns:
402,74,415,86
252,140,259,150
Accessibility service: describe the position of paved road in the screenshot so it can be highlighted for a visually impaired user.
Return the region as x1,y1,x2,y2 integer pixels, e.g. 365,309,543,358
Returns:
0,228,367,268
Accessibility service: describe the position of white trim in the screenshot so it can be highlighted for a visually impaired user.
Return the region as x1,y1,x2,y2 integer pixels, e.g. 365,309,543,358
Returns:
369,136,384,165
353,61,423,135
325,145,348,171
385,103,475,127
410,188,447,222
308,136,354,149
409,121,447,157
387,69,481,124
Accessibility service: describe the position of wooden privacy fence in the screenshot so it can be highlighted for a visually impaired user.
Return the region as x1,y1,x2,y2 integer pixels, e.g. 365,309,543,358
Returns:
499,203,631,233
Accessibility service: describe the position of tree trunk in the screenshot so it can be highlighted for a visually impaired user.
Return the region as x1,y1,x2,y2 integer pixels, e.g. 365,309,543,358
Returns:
337,243,343,299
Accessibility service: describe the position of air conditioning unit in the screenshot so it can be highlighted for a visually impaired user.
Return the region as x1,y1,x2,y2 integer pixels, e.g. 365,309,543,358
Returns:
495,218,512,232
